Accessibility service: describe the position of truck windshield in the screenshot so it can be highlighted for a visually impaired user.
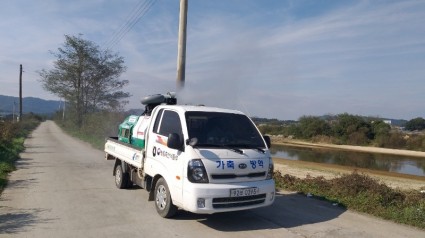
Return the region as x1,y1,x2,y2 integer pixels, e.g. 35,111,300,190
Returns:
185,111,265,148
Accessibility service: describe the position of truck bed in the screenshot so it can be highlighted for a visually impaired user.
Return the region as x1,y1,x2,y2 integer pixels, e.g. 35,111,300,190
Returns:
104,137,144,168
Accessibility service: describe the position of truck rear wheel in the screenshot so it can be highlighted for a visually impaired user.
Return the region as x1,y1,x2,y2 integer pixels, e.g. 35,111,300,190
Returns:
115,164,130,189
154,178,177,218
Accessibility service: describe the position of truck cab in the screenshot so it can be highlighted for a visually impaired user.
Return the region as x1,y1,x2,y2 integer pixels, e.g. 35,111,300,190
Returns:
144,104,275,216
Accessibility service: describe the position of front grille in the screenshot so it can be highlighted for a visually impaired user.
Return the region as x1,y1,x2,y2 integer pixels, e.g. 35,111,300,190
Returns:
212,194,266,209
211,172,266,179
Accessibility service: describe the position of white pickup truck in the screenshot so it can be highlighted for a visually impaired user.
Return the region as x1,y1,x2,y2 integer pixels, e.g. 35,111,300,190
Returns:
105,94,275,218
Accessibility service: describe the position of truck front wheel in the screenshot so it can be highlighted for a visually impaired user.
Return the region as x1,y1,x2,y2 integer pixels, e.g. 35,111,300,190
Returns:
154,178,177,218
115,164,130,189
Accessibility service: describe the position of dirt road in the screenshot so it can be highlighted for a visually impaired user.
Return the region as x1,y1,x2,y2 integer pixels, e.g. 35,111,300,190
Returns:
0,121,424,237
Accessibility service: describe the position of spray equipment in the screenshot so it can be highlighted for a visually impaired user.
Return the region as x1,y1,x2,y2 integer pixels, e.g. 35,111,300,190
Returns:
141,92,177,116
117,92,177,147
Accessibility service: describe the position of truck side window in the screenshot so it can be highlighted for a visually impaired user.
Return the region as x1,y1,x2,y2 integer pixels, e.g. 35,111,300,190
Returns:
152,109,164,134
158,110,183,138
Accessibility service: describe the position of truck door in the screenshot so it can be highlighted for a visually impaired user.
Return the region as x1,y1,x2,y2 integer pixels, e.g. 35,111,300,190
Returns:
146,109,185,205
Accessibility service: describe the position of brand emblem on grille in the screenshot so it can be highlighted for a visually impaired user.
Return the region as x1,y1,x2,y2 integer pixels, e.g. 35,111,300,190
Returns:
238,163,247,169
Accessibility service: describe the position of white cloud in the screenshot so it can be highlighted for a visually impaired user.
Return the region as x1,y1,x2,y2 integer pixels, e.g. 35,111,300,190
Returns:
0,0,424,120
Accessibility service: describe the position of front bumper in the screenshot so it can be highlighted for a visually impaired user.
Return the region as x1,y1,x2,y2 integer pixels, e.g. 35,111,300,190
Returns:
181,179,275,214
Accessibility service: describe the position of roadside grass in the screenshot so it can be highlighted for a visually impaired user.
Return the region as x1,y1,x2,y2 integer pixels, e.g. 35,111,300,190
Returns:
56,111,125,150
0,138,25,190
0,117,41,193
60,125,105,149
274,171,425,229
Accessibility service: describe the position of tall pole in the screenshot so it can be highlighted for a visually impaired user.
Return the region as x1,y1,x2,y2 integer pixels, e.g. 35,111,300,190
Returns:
176,0,188,89
19,64,23,121
13,101,16,123
62,99,65,121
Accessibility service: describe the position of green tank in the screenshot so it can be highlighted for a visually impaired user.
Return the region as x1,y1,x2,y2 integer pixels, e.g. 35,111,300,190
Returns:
117,92,177,149
118,115,139,145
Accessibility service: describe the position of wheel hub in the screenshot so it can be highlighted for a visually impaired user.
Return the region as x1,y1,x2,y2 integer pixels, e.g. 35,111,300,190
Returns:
115,168,121,185
156,185,167,210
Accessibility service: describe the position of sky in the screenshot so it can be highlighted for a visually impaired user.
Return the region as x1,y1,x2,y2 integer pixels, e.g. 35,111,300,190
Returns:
0,0,424,120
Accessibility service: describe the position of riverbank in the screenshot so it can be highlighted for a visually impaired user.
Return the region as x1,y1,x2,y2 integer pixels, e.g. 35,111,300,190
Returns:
273,138,425,157
271,139,425,191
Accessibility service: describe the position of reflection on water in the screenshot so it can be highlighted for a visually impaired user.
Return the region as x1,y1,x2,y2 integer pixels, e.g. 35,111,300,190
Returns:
271,145,425,177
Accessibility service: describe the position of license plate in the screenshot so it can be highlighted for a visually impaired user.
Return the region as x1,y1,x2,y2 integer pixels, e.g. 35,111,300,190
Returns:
230,187,259,197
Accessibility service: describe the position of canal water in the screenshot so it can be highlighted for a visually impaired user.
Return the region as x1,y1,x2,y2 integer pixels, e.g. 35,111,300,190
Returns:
270,144,425,177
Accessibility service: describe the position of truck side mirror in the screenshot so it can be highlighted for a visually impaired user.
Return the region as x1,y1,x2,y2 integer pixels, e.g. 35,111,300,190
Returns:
263,135,271,148
168,133,184,151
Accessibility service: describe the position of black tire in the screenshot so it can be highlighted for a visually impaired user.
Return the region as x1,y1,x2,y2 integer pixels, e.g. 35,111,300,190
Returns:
154,178,177,218
126,176,133,188
115,164,130,189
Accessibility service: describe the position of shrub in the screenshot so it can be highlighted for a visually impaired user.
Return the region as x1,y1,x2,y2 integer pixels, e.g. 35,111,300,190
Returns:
273,171,425,229
0,117,41,193
56,110,126,149
347,131,369,145
385,133,406,149
405,135,425,151
0,122,19,143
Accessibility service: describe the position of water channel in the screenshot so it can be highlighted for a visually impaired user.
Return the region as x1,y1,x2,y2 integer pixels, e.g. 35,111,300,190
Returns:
270,144,425,177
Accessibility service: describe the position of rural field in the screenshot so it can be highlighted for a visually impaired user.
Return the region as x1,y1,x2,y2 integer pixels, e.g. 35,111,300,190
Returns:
0,121,424,237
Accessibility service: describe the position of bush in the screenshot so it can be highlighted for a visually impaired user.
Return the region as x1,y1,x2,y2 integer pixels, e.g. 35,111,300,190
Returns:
0,121,19,143
311,135,337,144
347,131,369,145
405,135,425,151
385,133,406,149
274,171,425,229
56,110,126,149
0,116,41,193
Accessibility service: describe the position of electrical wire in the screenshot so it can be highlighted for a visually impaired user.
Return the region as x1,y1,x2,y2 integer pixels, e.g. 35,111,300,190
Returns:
103,0,159,50
103,0,149,49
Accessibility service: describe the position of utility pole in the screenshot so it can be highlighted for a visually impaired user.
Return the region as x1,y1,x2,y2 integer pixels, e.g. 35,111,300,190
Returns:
19,64,23,121
176,0,188,89
13,101,16,123
62,99,65,121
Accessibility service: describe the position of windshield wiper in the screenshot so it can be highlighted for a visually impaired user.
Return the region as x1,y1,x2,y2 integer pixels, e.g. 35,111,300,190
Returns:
224,146,244,154
226,144,266,154
194,143,244,154
254,147,266,153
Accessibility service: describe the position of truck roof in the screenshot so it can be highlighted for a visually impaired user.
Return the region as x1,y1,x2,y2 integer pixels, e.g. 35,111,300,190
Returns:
155,104,245,115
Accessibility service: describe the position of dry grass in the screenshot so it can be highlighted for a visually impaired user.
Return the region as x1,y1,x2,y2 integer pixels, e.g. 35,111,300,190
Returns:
274,171,425,229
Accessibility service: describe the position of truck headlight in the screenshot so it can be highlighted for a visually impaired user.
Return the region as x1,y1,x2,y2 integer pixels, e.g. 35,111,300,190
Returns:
188,159,209,183
266,157,274,180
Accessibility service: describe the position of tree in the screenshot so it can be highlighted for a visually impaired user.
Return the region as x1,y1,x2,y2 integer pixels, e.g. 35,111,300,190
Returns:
371,120,391,147
371,120,391,137
332,113,373,144
298,116,331,139
405,117,425,131
39,34,129,127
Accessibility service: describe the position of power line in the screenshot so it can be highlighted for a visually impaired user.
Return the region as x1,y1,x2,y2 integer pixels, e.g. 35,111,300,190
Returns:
103,0,159,50
103,0,149,48
105,0,157,49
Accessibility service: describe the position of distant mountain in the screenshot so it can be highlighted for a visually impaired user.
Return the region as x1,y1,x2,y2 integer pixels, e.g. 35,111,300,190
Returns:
0,95,61,115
